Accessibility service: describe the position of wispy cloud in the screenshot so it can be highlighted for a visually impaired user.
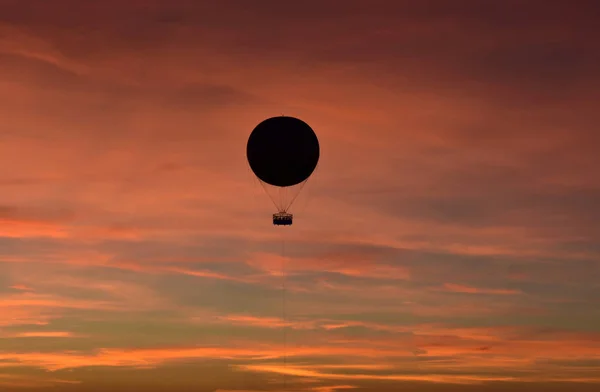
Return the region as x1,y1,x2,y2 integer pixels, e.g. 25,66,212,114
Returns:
440,283,522,295
0,373,81,389
2,331,81,338
9,284,35,292
236,364,518,385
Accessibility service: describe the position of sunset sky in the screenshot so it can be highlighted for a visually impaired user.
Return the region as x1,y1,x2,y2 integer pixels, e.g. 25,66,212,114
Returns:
1,1,600,391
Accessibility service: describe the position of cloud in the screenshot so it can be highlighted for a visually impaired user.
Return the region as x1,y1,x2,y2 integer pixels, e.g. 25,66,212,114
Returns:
236,364,517,385
440,283,522,296
2,331,80,338
9,284,34,292
0,373,81,388
309,384,358,392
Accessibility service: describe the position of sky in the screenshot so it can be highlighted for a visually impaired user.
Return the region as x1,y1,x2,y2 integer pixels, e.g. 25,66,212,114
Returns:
0,0,599,391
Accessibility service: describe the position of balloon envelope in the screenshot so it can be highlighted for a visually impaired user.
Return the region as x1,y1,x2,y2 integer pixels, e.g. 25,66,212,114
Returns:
247,116,320,187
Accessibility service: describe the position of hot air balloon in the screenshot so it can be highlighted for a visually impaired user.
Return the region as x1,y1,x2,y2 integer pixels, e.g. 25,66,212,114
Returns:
247,116,320,225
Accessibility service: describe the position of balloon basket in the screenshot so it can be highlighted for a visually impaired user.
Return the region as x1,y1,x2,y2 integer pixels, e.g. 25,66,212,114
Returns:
273,212,293,226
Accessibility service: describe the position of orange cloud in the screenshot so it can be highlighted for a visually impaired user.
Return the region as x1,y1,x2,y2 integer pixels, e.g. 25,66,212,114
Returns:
310,386,358,392
0,219,70,239
6,331,80,338
9,284,35,292
0,373,81,389
441,283,522,295
0,294,115,311
0,307,52,327
236,364,518,385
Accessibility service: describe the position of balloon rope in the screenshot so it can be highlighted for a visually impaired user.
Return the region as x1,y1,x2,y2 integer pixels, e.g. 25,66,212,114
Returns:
282,233,288,390
258,180,281,211
257,178,313,214
286,177,310,213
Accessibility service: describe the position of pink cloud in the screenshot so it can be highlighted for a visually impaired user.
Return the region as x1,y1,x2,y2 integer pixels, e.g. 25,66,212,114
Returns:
215,314,299,329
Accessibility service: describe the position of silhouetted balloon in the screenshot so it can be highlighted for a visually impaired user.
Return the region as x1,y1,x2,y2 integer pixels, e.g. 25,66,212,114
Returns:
247,116,320,187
